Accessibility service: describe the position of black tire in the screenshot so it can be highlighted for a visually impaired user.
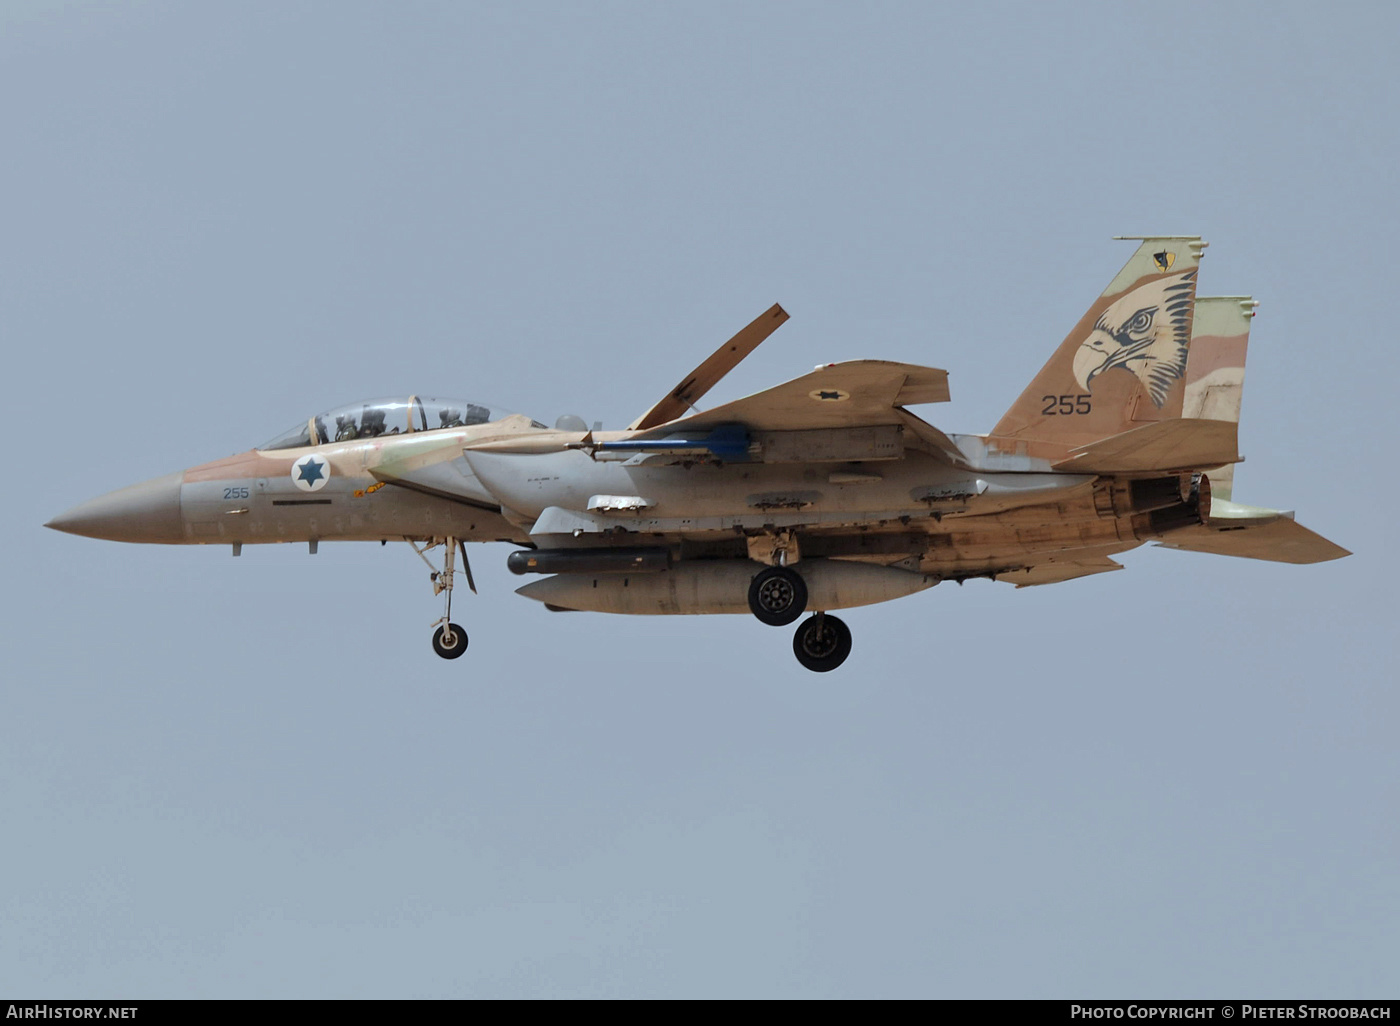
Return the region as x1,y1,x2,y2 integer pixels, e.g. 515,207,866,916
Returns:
432,623,469,659
792,614,852,672
748,566,808,626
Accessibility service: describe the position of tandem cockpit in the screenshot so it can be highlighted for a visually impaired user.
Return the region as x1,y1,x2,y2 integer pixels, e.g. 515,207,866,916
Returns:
258,396,543,451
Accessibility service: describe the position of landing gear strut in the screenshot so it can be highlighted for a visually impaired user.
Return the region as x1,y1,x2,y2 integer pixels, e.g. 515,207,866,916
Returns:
792,613,852,672
748,566,808,626
410,536,475,660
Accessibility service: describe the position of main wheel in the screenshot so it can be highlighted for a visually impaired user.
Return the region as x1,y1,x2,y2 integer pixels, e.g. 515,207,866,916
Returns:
748,566,808,626
432,623,469,659
792,614,852,672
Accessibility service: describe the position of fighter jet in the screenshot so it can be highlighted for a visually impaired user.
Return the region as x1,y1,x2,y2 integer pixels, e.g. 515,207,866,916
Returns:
47,237,1348,671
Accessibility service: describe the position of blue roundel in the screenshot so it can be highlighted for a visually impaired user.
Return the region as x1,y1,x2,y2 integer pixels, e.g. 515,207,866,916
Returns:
292,454,330,492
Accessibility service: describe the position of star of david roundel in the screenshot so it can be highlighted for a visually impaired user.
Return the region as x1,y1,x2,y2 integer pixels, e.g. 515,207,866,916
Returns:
808,388,850,403
292,454,330,492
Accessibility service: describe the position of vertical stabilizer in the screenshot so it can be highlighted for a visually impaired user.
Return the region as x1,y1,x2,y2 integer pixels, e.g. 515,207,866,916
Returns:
991,237,1207,450
1181,296,1254,500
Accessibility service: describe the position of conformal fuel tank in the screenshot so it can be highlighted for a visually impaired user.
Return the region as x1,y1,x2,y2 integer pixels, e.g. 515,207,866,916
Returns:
515,558,938,615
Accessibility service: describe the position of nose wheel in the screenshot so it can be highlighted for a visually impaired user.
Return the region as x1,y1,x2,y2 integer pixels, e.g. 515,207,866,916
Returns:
409,536,477,660
433,623,469,659
792,613,852,672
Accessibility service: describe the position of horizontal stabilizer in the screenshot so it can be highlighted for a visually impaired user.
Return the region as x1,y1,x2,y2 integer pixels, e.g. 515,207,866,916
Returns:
1156,517,1350,564
1052,418,1239,474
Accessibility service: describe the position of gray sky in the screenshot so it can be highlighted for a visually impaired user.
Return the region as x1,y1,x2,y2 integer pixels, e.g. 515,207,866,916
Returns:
3,0,1395,998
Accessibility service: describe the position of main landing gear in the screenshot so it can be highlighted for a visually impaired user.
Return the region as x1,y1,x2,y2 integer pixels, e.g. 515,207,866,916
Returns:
747,566,807,626
410,536,476,660
793,613,852,672
747,564,852,671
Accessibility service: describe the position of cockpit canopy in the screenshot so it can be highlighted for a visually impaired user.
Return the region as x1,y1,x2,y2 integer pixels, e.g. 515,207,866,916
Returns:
259,396,526,450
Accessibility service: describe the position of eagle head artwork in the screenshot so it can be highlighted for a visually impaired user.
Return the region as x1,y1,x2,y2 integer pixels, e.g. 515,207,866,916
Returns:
1071,270,1196,408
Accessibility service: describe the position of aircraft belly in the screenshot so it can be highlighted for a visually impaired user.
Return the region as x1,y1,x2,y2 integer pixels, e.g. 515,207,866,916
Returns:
918,507,1138,564
775,494,1140,574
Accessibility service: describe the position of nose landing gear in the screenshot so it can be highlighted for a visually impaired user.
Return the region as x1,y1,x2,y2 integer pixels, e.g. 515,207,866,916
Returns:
432,623,468,659
792,613,852,672
410,536,476,660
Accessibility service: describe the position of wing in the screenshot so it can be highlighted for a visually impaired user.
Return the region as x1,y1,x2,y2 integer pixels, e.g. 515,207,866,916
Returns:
638,359,949,431
634,359,961,462
629,304,789,431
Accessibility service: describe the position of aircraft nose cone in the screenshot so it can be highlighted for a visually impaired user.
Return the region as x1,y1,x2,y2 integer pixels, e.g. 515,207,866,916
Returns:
45,471,185,543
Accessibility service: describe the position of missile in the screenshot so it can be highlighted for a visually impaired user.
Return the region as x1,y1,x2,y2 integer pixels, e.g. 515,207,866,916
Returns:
589,423,752,462
467,424,751,461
